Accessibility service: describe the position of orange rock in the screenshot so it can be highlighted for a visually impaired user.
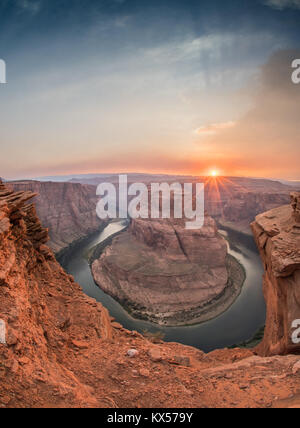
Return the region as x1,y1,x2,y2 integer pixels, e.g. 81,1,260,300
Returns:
111,322,123,330
139,368,150,377
71,340,89,349
1,182,300,409
148,348,162,362
18,357,30,365
92,216,229,326
252,193,300,356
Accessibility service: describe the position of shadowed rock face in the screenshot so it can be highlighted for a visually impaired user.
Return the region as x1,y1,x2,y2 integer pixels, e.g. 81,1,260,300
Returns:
219,192,291,234
1,182,300,408
252,192,300,356
8,181,103,254
91,217,246,326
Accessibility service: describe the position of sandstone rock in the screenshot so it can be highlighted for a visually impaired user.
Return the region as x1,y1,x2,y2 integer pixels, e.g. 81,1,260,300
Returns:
292,361,300,375
172,356,191,367
111,322,123,330
72,340,89,349
92,216,231,326
251,193,300,356
1,182,300,409
291,192,300,223
139,368,150,377
9,181,104,255
18,357,30,365
6,331,18,346
148,348,162,362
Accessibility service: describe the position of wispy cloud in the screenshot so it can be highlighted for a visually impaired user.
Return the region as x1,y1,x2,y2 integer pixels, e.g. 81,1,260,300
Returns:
143,31,287,69
144,34,245,64
195,121,236,137
18,0,41,15
264,0,300,9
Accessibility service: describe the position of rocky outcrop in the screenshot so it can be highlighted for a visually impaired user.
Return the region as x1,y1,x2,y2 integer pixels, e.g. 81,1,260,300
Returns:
0,182,114,407
251,192,300,356
92,217,245,326
0,182,300,408
8,181,103,254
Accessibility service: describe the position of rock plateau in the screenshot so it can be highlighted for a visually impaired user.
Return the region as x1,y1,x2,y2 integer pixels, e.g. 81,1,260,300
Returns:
91,216,245,326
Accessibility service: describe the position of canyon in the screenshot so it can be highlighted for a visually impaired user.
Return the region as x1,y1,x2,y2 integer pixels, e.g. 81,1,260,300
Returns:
61,174,295,236
8,176,293,249
8,181,104,255
91,216,245,326
0,181,299,408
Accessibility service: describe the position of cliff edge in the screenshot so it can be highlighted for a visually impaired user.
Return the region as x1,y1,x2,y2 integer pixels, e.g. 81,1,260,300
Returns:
252,192,300,356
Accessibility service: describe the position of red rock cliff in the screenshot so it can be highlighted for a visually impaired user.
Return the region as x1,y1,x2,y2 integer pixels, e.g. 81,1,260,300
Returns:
1,182,299,408
252,192,300,356
9,181,103,254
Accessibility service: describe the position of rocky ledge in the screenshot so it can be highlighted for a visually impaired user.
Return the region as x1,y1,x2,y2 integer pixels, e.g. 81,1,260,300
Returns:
92,216,245,326
251,192,300,356
1,182,300,408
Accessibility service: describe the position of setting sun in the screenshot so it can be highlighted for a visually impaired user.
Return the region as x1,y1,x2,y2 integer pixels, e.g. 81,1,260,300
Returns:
210,170,219,177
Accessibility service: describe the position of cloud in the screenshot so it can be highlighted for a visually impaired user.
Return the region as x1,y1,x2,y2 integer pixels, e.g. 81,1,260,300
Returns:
195,122,236,137
18,0,41,15
264,0,300,9
144,33,278,64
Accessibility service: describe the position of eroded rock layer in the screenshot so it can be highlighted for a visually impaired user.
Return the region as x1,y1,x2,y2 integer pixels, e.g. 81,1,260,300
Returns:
9,181,103,254
252,192,300,356
92,217,245,326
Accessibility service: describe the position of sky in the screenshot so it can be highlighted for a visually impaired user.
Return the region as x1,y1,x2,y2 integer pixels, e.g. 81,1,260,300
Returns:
0,0,299,180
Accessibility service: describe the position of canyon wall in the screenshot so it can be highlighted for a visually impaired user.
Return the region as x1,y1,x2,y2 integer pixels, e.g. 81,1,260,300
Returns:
0,182,299,408
9,181,103,254
9,178,293,252
92,216,245,326
58,174,293,235
0,182,115,407
219,191,290,233
252,192,300,356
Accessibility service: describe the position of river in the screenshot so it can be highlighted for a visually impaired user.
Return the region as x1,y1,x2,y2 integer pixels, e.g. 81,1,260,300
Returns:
62,221,266,353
